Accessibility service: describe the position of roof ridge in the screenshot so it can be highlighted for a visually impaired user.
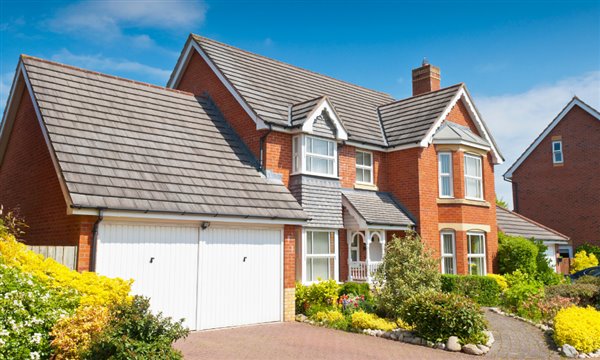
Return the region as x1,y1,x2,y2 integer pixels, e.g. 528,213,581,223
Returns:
21,55,194,97
191,34,395,100
496,205,570,240
378,83,464,110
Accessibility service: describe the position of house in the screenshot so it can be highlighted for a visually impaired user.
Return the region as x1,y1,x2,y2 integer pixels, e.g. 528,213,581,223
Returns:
496,205,570,272
504,97,600,257
0,34,503,330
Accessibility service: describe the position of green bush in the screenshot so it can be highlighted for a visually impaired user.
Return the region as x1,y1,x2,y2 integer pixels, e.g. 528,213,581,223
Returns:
309,309,349,330
86,296,189,359
440,274,501,306
497,233,538,275
339,282,371,300
400,291,487,343
576,244,600,261
502,271,545,316
374,232,441,318
571,250,599,274
350,311,397,331
545,283,600,306
575,275,600,287
295,280,340,315
533,240,564,285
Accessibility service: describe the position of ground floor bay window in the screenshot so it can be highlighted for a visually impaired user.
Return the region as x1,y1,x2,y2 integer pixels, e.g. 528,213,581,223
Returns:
467,232,487,275
301,230,339,283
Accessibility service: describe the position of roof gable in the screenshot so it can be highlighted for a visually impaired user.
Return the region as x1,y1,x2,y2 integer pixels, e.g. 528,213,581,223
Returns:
504,97,600,179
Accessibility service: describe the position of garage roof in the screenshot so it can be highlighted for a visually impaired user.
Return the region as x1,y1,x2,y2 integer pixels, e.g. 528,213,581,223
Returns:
14,56,308,221
496,206,569,243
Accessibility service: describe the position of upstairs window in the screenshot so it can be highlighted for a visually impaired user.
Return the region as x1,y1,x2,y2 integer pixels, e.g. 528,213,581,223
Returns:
464,154,483,200
292,135,337,177
438,152,453,198
552,140,563,164
356,150,373,184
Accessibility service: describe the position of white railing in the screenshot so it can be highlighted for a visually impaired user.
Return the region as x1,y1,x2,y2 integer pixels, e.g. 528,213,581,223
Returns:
349,261,382,282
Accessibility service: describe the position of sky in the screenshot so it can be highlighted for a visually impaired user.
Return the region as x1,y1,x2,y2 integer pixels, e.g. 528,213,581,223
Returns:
1,0,599,208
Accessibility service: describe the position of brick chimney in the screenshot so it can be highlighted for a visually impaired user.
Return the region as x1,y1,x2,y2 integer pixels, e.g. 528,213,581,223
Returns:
412,59,441,96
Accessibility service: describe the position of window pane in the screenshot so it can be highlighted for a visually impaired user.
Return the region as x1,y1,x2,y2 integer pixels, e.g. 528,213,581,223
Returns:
465,156,481,177
309,137,329,155
311,232,330,254
351,234,359,247
364,152,372,166
443,257,454,274
442,234,454,254
439,154,451,174
469,257,485,276
356,151,364,165
307,156,332,174
307,258,330,281
466,178,482,199
554,152,563,162
356,169,364,182
553,142,561,151
441,176,452,197
363,169,372,183
351,250,358,262
468,234,485,254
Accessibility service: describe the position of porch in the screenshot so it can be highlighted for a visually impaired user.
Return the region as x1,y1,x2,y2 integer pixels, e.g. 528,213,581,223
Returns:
347,230,385,283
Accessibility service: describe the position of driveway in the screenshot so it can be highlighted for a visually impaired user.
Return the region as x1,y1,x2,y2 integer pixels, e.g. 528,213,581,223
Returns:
175,322,471,360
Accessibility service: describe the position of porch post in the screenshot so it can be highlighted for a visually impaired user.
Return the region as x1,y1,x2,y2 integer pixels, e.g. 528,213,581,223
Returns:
381,230,386,260
365,230,371,283
347,231,353,281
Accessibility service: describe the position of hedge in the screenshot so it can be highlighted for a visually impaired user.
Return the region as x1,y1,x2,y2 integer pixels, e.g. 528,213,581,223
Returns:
441,274,501,306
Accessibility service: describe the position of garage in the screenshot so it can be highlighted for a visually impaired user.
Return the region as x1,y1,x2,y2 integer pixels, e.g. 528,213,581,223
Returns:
95,221,283,331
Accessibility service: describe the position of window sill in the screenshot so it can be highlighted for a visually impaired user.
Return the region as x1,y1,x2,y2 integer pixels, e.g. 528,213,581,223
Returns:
354,183,378,191
437,198,490,208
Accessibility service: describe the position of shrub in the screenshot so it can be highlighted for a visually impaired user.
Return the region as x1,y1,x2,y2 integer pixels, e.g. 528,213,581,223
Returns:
0,262,80,360
575,275,600,287
374,232,441,318
338,294,374,315
538,295,578,322
310,310,348,330
571,250,599,274
51,306,110,359
576,244,600,262
400,291,487,343
350,311,396,331
440,274,501,306
533,240,564,285
502,270,544,315
497,233,538,275
295,280,340,315
86,296,189,359
339,282,371,300
545,283,599,306
0,235,132,306
487,274,508,291
554,306,600,353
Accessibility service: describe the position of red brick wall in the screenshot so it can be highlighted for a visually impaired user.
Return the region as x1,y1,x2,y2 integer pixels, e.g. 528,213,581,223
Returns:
283,225,298,288
339,145,384,189
0,87,97,271
512,105,600,249
265,132,293,187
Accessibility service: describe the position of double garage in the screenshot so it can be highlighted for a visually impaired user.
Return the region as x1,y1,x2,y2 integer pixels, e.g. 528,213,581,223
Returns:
94,221,284,330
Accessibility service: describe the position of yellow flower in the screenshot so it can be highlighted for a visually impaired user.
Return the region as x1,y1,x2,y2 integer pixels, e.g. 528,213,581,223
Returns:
554,306,600,353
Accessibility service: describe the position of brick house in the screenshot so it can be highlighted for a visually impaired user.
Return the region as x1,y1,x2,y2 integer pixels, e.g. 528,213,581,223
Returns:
504,97,600,257
0,34,503,330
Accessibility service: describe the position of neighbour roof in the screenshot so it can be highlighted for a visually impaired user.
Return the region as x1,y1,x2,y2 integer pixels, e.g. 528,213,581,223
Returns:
16,56,307,221
432,121,490,149
496,206,569,243
378,84,463,147
190,35,393,146
341,189,415,227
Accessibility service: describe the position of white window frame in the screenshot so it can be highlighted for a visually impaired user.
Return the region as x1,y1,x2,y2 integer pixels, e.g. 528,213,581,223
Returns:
292,134,338,177
552,140,564,164
440,231,456,274
464,153,483,201
355,150,373,185
350,232,361,262
438,152,453,198
467,231,487,275
302,229,339,284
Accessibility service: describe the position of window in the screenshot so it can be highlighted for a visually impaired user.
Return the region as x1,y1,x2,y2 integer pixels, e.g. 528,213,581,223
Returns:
552,140,563,164
350,232,361,262
356,151,373,184
467,232,486,275
438,152,453,198
440,231,456,274
305,231,336,282
292,135,337,177
464,154,483,200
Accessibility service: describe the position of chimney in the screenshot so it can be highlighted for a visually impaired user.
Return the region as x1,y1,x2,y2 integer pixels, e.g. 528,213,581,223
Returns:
412,59,441,96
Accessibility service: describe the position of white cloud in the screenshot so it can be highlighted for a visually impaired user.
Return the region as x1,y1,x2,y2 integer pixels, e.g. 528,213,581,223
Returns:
47,0,206,39
51,49,171,83
475,71,600,208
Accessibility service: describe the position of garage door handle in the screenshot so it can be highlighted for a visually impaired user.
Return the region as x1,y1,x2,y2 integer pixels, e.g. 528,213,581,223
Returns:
150,257,155,263
243,256,247,262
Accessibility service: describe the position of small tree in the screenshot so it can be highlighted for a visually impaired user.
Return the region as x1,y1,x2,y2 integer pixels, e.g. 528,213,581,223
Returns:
496,197,509,209
374,231,440,318
571,250,599,274
576,244,600,261
497,232,538,275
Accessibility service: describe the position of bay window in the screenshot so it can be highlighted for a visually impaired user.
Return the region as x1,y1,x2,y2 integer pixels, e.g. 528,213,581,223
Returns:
305,230,337,282
467,232,486,275
438,152,453,197
356,150,373,184
464,154,483,200
440,231,456,274
292,135,337,177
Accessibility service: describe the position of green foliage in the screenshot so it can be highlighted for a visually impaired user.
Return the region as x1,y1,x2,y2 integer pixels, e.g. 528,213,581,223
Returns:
338,282,372,300
575,275,600,287
545,284,600,306
350,311,396,331
502,270,545,316
533,240,564,285
497,232,538,275
571,250,599,274
86,296,189,360
576,244,600,262
440,274,501,306
400,291,487,343
295,280,340,315
0,262,80,360
338,294,374,315
374,232,441,318
495,198,509,209
309,310,349,331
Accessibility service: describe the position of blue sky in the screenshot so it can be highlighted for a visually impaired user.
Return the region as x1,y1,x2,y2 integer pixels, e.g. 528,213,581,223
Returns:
1,0,599,206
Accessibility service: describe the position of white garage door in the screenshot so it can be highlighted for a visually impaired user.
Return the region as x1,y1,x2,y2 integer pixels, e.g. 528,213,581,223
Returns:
96,222,282,331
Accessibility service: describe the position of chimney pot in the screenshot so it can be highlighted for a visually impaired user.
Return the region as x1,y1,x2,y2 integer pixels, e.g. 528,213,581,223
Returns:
412,62,441,96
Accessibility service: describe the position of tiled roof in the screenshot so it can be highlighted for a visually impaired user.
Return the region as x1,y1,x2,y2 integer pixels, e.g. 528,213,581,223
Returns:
378,84,462,147
496,206,569,243
433,121,490,148
342,189,415,227
192,35,393,146
21,56,307,220
290,96,325,127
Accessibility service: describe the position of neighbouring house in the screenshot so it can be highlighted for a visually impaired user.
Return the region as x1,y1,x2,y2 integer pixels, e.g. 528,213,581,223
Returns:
504,97,600,256
0,34,504,330
496,205,570,272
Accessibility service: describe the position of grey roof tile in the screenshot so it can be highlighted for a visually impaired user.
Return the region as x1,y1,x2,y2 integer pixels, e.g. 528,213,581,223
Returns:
496,206,569,243
432,121,490,148
341,189,415,226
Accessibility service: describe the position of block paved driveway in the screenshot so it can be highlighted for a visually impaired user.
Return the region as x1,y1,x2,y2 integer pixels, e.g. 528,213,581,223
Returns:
175,322,471,360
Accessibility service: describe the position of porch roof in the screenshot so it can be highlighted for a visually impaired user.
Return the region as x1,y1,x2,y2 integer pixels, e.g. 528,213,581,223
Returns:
341,189,415,228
